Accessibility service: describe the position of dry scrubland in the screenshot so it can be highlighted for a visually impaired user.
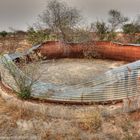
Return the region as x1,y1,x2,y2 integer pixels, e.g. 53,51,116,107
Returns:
0,37,31,54
0,54,139,139
1,0,140,138
0,96,140,140
0,37,140,139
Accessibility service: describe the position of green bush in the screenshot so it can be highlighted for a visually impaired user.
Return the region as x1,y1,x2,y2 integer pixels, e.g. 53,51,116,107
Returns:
135,38,140,44
2,57,40,100
27,27,50,45
107,32,117,41
17,86,31,100
0,31,8,37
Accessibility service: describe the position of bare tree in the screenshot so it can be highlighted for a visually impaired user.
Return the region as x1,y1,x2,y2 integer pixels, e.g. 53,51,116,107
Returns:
73,28,93,43
39,0,82,43
108,9,128,32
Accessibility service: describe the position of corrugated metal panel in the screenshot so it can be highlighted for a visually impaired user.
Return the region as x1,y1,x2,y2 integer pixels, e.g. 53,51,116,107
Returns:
8,44,41,60
2,42,140,103
1,53,140,103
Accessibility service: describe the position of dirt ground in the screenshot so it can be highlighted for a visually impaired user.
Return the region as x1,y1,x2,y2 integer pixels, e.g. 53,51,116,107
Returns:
33,58,126,85
0,95,140,140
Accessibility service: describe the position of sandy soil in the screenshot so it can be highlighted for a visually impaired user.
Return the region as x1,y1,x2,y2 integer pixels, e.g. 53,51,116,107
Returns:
33,59,126,85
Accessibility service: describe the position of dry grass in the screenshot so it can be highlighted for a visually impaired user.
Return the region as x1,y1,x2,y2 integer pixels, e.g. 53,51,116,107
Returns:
0,37,31,54
0,95,140,139
77,109,102,131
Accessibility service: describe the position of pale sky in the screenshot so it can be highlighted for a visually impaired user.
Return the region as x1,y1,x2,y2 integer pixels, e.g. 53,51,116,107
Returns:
0,0,140,31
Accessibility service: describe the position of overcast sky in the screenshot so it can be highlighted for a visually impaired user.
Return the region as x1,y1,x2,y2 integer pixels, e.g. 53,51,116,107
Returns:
0,0,140,31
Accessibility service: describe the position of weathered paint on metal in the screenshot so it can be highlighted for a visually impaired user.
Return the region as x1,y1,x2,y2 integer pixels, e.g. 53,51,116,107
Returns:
1,53,140,103
37,41,140,61
1,41,140,103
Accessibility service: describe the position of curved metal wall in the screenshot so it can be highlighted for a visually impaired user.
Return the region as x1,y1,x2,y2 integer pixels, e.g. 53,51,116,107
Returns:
1,53,140,103
39,41,140,61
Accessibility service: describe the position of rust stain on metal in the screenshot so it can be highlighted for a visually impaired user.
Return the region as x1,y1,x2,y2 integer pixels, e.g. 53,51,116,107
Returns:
37,41,140,62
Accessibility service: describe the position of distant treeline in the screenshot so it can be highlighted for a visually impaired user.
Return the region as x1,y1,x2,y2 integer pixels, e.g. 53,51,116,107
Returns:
1,0,140,45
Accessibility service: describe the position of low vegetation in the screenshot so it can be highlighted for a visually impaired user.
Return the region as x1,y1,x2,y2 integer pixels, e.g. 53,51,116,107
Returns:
0,0,139,46
0,0,140,139
26,0,140,45
0,96,140,139
2,58,41,100
78,109,102,131
27,27,51,45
